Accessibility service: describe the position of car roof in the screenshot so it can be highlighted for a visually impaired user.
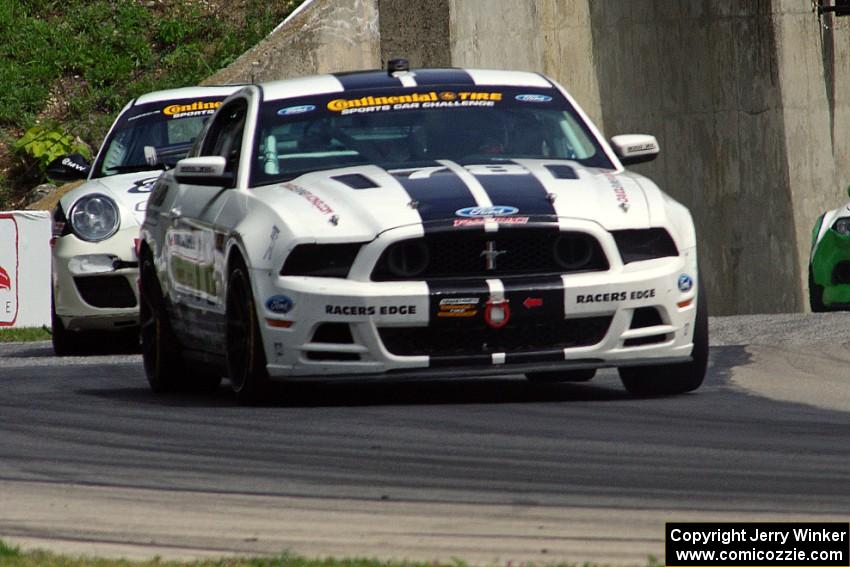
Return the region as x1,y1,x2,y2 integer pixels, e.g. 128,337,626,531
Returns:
260,68,555,102
133,85,245,105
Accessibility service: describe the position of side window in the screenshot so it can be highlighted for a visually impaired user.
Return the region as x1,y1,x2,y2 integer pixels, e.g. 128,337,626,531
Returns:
201,100,247,177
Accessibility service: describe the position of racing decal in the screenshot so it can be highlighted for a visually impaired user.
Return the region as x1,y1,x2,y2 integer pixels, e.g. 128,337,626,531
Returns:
162,100,222,119
282,183,335,215
455,206,518,217
262,226,280,261
327,91,503,115
437,297,479,318
575,288,656,303
471,162,558,217
392,166,479,224
515,94,553,103
0,214,19,327
324,304,417,316
602,172,630,212
678,274,694,292
266,295,294,314
405,68,475,87
127,176,160,194
277,104,316,116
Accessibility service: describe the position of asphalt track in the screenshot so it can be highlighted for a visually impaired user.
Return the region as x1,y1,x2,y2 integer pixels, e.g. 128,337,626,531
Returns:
0,313,848,564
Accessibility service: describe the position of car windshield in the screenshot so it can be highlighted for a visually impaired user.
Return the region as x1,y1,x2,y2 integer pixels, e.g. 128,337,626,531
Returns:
251,87,613,186
92,98,224,179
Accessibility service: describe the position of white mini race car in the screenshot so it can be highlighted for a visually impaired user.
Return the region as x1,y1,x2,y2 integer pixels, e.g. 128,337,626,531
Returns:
138,62,707,401
50,85,242,355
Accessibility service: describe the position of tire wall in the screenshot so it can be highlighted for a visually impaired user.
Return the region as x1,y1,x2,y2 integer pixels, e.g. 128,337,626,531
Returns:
206,0,850,315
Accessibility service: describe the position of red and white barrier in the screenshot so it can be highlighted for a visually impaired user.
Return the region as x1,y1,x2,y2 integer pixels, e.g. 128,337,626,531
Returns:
0,211,51,328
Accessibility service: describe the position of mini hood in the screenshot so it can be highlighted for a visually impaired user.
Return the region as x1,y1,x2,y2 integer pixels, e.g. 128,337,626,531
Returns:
60,171,161,226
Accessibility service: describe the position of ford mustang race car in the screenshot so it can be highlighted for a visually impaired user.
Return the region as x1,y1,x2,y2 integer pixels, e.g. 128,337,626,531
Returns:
810,185,850,311
138,63,707,401
50,85,241,355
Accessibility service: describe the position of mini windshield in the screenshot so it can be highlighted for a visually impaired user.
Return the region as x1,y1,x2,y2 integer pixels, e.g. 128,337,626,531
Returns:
92,98,224,179
252,87,614,186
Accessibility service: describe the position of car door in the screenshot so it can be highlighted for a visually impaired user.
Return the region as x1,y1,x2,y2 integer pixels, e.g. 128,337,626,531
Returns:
163,98,249,354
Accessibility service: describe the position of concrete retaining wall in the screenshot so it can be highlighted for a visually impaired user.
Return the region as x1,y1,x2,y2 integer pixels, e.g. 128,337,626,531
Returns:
206,0,850,315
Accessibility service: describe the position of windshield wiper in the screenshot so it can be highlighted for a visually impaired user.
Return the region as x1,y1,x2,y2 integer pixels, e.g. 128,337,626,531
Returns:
106,163,170,174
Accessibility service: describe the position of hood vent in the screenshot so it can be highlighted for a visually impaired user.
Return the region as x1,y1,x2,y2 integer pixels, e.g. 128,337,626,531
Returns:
332,174,379,190
545,164,578,180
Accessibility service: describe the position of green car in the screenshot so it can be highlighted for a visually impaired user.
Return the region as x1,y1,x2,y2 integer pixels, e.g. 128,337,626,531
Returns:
810,185,850,311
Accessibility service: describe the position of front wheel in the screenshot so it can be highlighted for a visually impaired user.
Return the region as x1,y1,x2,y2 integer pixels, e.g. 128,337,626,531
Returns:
140,252,186,392
51,299,90,356
809,265,829,312
618,279,708,396
226,259,270,403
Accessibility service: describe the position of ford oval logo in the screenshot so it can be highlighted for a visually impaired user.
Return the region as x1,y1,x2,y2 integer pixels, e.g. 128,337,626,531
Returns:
277,104,316,116
266,295,294,314
515,94,553,103
456,206,519,218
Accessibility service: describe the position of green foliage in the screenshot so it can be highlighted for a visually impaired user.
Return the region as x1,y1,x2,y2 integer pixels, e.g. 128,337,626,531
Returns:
12,125,91,170
0,0,303,209
0,538,21,556
0,327,52,343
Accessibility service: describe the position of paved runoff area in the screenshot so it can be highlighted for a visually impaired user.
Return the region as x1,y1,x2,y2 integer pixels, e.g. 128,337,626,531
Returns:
0,313,847,565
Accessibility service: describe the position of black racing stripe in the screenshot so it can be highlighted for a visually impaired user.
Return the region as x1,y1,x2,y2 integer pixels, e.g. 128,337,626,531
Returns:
471,163,557,217
502,276,565,324
409,68,475,87
392,168,479,224
335,71,403,90
504,350,566,365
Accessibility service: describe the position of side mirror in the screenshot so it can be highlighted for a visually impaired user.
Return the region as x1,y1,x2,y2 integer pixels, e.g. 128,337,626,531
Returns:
610,134,659,166
45,153,91,182
174,156,234,187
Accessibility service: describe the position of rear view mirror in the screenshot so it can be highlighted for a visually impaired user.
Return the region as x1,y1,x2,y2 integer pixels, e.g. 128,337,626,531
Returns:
610,134,659,166
174,156,233,187
46,153,91,182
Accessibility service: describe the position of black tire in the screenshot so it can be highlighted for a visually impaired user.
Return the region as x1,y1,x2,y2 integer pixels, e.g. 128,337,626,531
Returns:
225,258,270,403
526,369,596,383
139,251,186,392
139,252,222,393
51,299,90,356
809,265,829,312
618,279,708,397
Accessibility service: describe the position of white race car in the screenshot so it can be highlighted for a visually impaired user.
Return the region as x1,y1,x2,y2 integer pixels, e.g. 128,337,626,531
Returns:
139,62,707,401
50,85,242,355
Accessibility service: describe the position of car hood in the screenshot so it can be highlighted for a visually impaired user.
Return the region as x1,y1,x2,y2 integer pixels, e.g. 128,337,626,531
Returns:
253,159,659,241
59,171,161,227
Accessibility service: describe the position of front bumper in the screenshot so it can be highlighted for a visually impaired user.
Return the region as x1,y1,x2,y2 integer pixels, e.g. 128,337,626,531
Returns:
253,248,699,379
812,229,850,305
52,227,140,332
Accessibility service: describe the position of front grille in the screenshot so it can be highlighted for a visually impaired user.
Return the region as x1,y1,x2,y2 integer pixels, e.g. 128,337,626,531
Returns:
74,275,137,308
372,228,608,281
378,316,612,358
833,261,850,284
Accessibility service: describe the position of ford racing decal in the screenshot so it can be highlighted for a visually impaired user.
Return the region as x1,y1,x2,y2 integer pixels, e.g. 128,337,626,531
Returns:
277,104,316,116
455,206,519,218
515,94,552,103
266,295,294,314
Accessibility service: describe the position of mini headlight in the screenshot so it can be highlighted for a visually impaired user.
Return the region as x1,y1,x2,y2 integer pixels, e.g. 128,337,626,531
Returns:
833,217,850,236
69,194,120,242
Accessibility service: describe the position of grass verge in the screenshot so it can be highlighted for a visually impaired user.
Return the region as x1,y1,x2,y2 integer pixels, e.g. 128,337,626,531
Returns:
0,541,662,567
0,326,51,343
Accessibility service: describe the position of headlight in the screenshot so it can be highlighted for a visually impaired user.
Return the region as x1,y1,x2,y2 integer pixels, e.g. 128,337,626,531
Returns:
69,194,120,242
832,217,850,235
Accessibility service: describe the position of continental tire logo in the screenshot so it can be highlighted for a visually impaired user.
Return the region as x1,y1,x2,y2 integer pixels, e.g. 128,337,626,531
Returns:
163,100,222,116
